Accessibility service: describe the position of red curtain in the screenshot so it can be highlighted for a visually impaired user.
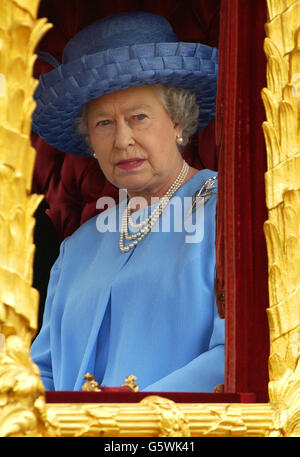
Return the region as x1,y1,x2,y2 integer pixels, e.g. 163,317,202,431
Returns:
33,0,270,400
216,0,269,400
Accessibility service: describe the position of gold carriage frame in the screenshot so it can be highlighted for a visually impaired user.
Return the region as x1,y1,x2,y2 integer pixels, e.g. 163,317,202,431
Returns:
0,0,300,437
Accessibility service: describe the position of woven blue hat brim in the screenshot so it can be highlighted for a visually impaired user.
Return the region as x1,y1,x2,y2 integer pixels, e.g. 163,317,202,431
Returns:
32,42,218,156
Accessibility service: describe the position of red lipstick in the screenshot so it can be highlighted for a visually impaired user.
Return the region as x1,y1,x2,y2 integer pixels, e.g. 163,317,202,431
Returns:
117,158,145,170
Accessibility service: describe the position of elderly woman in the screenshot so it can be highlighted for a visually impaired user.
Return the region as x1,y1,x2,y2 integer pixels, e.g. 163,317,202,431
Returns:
31,11,224,392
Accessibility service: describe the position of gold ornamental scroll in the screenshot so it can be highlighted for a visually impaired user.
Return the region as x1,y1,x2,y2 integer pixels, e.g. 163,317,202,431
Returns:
0,0,300,437
0,0,53,437
262,0,300,437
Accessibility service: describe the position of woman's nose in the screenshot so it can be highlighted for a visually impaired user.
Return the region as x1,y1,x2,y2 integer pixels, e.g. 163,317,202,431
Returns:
114,120,135,150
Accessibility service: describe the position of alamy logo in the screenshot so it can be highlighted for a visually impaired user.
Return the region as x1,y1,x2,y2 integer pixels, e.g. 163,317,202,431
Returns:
95,189,209,244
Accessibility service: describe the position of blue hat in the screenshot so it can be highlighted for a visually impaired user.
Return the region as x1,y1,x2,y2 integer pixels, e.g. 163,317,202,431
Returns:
32,12,218,156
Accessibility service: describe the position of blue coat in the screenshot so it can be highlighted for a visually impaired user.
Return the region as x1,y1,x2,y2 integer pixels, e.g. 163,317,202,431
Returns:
31,169,225,391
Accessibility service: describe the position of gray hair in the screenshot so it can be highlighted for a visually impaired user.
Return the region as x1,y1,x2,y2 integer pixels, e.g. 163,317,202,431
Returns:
156,85,199,146
76,84,199,155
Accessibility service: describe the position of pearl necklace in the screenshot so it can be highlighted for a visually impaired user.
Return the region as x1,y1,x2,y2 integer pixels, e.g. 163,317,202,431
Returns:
119,160,189,252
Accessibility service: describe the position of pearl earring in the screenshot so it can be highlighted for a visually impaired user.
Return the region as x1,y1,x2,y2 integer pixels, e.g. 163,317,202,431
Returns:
176,136,184,145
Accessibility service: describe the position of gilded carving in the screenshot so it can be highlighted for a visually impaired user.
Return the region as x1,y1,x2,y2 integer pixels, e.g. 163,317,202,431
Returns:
81,373,102,392
122,375,139,392
0,0,53,437
140,396,191,437
263,0,300,437
45,401,274,437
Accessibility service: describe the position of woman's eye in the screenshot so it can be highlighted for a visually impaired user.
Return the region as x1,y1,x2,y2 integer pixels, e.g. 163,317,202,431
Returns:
96,119,111,127
134,114,147,121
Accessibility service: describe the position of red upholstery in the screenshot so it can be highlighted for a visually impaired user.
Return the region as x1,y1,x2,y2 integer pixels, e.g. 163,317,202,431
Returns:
46,391,257,404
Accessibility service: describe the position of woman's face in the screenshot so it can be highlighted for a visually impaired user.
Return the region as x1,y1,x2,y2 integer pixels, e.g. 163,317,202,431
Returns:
87,85,183,201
